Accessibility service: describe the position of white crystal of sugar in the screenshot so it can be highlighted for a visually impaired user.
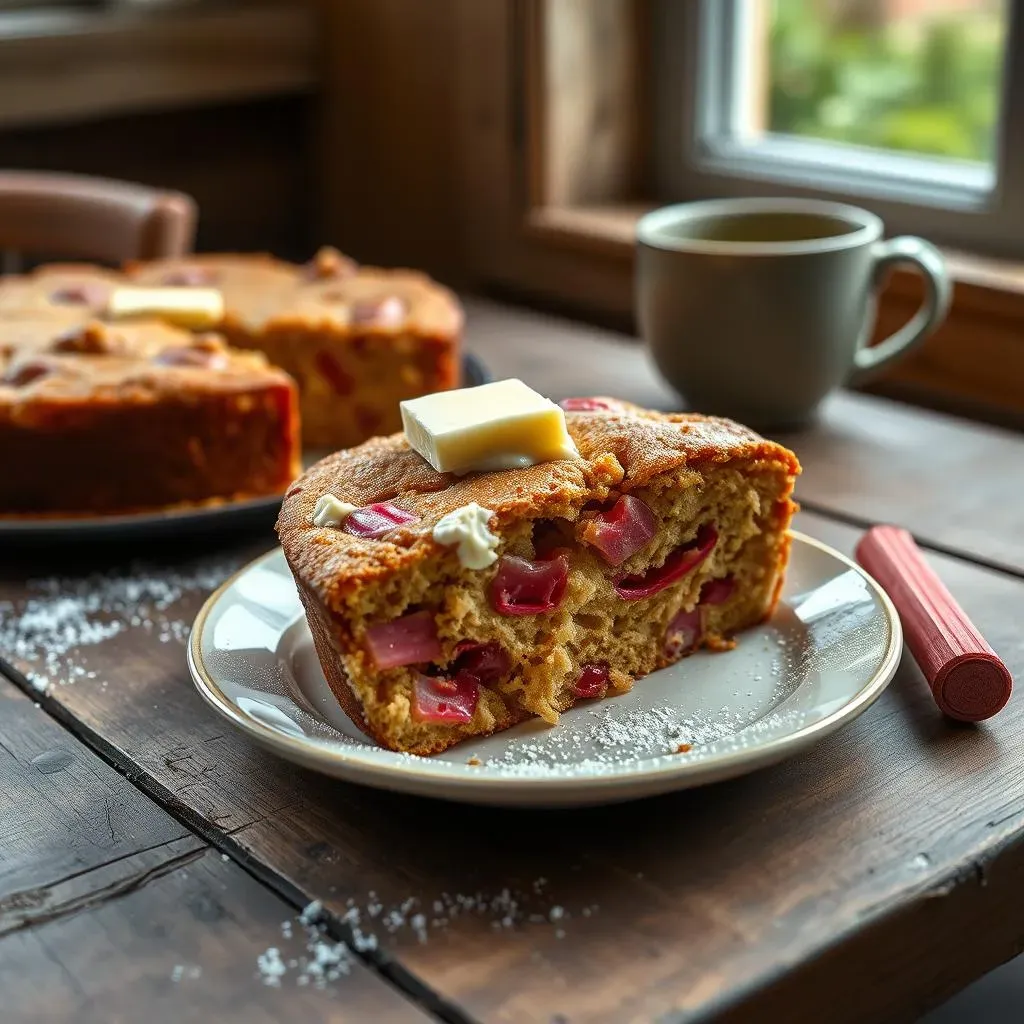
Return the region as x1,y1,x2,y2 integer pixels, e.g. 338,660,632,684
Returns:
0,560,233,692
259,877,604,990
305,940,352,986
299,900,323,926
256,947,287,986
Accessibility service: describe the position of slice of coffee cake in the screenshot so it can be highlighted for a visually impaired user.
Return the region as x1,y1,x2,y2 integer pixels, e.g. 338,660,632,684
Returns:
277,392,800,755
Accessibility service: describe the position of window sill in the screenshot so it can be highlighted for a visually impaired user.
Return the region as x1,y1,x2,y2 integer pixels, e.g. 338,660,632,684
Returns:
520,203,1024,428
0,1,318,129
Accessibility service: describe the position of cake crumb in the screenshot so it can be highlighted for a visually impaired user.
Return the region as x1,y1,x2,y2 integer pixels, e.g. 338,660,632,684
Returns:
675,742,692,754
467,755,482,766
705,635,737,652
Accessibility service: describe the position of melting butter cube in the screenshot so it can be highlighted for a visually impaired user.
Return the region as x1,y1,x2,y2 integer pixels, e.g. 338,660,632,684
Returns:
401,378,578,475
433,502,499,569
106,287,224,329
312,493,358,528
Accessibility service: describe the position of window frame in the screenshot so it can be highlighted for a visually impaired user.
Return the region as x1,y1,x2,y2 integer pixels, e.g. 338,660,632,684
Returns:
655,0,1024,260
445,0,1024,426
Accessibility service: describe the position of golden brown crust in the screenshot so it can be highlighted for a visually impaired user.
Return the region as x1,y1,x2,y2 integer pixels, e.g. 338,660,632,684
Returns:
123,248,462,449
0,248,463,342
0,318,294,399
124,248,463,339
0,264,121,319
0,317,301,516
277,401,801,608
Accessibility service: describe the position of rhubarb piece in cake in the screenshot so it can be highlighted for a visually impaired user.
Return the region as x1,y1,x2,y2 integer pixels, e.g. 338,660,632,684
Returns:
0,318,299,516
126,248,462,449
277,385,800,755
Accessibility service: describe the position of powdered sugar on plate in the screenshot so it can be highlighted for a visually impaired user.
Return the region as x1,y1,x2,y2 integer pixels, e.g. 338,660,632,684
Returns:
0,560,235,693
467,679,799,778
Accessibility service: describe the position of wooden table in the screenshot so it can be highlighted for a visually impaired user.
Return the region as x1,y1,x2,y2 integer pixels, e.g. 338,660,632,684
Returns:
2,298,1023,1023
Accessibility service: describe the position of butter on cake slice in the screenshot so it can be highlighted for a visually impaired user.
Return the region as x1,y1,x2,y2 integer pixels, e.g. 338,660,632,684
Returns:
276,385,800,756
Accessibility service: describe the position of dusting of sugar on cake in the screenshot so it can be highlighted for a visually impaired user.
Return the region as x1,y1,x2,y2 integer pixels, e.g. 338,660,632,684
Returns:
0,560,235,693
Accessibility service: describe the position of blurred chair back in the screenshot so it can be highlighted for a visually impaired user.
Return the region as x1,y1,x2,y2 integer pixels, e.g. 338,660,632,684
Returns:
0,171,197,264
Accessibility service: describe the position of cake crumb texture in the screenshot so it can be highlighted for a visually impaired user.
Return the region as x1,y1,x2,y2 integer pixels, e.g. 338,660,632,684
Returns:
279,400,800,756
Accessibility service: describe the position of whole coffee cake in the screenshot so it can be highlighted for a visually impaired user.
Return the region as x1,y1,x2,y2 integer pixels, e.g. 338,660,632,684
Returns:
0,318,299,516
127,248,462,448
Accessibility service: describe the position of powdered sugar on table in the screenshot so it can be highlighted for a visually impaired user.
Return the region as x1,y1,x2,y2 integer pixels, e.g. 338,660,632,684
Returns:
0,560,235,693
255,882,601,991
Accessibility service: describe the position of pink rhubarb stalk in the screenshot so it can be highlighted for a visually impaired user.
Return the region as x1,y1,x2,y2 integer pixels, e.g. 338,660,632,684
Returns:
412,673,479,724
344,502,419,538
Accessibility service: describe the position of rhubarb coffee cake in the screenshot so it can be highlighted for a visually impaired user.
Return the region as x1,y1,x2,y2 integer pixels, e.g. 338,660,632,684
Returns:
0,248,462,452
277,380,800,755
0,317,300,516
126,248,462,448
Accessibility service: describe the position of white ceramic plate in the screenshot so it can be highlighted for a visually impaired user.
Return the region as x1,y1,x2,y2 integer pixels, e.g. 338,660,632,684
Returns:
188,532,901,807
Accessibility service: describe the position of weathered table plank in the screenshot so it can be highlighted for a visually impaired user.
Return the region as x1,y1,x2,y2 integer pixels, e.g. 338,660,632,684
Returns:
0,677,431,1022
0,676,196,929
463,298,1024,574
2,509,1023,1023
0,844,432,1024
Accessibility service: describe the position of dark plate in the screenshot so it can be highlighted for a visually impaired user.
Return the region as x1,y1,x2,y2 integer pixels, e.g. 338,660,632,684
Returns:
0,353,492,544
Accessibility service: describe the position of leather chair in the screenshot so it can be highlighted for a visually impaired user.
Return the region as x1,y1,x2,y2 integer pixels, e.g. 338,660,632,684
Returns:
0,171,196,265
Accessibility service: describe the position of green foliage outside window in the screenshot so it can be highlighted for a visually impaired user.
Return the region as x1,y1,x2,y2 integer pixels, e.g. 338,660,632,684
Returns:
768,0,1006,162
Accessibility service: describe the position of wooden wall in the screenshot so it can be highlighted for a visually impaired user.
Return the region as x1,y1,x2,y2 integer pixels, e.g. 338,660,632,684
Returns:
315,0,468,283
0,1,476,279
0,98,314,259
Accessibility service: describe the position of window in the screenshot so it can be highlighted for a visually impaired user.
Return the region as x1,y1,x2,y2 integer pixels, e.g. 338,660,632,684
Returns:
657,0,1024,258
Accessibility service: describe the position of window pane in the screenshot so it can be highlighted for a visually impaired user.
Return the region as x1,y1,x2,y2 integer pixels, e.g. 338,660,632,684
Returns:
753,0,1009,164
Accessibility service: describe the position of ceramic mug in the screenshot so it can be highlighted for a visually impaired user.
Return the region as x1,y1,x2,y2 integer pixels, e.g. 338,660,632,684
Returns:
636,198,951,428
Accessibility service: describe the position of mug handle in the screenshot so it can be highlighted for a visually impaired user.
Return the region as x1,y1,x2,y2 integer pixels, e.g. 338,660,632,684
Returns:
848,235,952,386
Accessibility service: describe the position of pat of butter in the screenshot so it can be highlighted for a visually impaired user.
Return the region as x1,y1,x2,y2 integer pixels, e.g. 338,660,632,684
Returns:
106,287,225,329
433,502,499,569
312,493,357,528
400,379,578,475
